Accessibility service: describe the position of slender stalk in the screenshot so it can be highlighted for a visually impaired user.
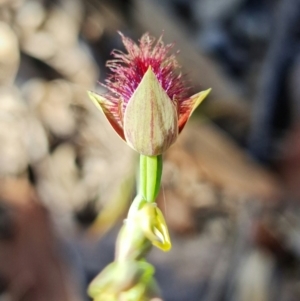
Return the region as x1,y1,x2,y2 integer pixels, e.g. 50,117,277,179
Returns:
139,155,163,202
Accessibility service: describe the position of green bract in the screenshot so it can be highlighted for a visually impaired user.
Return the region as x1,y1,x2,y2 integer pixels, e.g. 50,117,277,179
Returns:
115,218,152,261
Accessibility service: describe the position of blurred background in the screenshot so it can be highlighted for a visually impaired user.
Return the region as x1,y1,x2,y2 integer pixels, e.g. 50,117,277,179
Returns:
1,0,300,300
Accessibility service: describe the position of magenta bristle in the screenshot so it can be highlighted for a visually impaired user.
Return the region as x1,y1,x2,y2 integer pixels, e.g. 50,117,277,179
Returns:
103,33,190,116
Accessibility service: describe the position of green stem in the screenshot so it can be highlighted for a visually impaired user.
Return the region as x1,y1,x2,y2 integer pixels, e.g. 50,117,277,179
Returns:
139,155,162,202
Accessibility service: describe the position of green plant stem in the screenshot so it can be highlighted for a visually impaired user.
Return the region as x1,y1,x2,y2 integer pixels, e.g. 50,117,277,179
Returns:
139,155,163,202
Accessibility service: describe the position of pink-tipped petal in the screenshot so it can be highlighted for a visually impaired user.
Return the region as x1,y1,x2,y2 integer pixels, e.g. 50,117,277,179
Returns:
88,91,125,140
178,88,211,133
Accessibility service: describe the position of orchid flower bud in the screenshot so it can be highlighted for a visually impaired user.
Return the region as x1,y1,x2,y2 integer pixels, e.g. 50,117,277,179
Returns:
137,203,171,252
88,260,159,301
88,32,210,156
